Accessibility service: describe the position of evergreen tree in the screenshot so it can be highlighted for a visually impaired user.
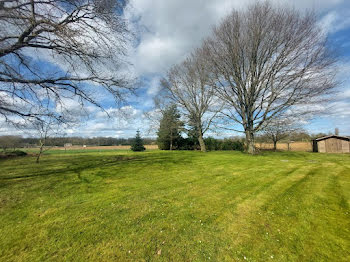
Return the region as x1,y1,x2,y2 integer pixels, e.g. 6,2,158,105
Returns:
186,115,201,149
157,105,183,150
131,130,146,152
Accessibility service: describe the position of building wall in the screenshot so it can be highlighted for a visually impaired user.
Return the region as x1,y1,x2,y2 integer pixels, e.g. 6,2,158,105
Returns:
318,140,326,153
325,138,341,153
317,138,349,153
341,140,350,153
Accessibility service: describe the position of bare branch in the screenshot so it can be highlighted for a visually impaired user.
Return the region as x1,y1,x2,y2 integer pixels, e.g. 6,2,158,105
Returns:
0,0,134,125
161,49,222,152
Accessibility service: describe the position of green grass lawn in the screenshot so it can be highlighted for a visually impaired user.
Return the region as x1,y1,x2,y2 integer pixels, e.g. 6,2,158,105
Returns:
0,150,349,261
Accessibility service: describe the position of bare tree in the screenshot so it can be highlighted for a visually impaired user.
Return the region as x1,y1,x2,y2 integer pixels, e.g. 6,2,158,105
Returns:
0,0,133,125
161,51,220,152
31,117,64,163
0,135,21,151
143,86,174,136
261,118,301,151
202,1,337,154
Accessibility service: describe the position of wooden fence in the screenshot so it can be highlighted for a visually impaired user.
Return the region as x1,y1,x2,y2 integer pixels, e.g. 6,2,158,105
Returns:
255,142,312,152
58,145,159,150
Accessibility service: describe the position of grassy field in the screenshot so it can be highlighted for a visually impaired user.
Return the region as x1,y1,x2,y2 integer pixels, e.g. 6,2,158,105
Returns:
0,150,349,261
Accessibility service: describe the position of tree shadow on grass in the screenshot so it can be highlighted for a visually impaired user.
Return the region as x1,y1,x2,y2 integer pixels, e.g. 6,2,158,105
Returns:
0,153,194,181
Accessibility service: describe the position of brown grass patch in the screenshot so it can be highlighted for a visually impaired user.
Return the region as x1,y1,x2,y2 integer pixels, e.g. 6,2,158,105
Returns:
56,145,159,150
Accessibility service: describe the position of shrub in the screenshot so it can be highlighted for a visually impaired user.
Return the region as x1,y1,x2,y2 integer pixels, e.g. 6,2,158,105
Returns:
221,139,244,151
0,150,28,158
11,150,28,156
177,137,198,150
204,137,244,151
204,137,221,151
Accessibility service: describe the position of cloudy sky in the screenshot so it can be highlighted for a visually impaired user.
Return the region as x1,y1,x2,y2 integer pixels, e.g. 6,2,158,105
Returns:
2,0,350,138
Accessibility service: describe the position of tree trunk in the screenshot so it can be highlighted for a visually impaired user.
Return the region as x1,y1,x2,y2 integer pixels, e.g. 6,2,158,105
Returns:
169,130,173,151
36,147,43,163
273,139,277,151
198,132,206,152
36,140,44,163
245,130,255,154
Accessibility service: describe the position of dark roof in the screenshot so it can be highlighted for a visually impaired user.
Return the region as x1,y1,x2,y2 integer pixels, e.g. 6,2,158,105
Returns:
313,135,350,141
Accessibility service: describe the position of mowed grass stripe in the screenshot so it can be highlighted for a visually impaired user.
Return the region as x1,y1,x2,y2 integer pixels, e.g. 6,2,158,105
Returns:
224,165,350,261
0,151,349,261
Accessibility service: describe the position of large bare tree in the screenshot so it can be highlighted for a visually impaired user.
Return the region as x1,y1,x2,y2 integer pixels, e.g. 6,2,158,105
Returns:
203,1,337,154
161,51,219,152
0,0,133,125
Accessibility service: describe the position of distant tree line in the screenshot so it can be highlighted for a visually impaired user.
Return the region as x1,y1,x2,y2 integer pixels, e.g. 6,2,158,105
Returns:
0,131,332,152
0,136,157,149
256,132,329,143
155,104,330,151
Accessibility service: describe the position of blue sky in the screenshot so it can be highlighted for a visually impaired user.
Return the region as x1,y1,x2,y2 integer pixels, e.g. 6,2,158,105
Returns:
124,0,350,137
1,0,350,138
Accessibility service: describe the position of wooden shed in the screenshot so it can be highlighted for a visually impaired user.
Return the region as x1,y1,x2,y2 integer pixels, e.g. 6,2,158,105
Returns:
313,135,350,153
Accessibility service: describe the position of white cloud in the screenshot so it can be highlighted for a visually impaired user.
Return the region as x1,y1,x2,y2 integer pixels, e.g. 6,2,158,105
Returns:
319,9,350,34
146,76,162,95
327,100,350,118
126,0,246,75
342,89,350,99
126,0,349,76
61,105,148,137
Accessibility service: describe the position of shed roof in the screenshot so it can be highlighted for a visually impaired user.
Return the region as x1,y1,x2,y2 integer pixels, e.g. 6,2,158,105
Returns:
313,135,350,141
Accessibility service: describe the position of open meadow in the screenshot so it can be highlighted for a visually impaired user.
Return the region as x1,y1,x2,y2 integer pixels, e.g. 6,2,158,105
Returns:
0,150,349,261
